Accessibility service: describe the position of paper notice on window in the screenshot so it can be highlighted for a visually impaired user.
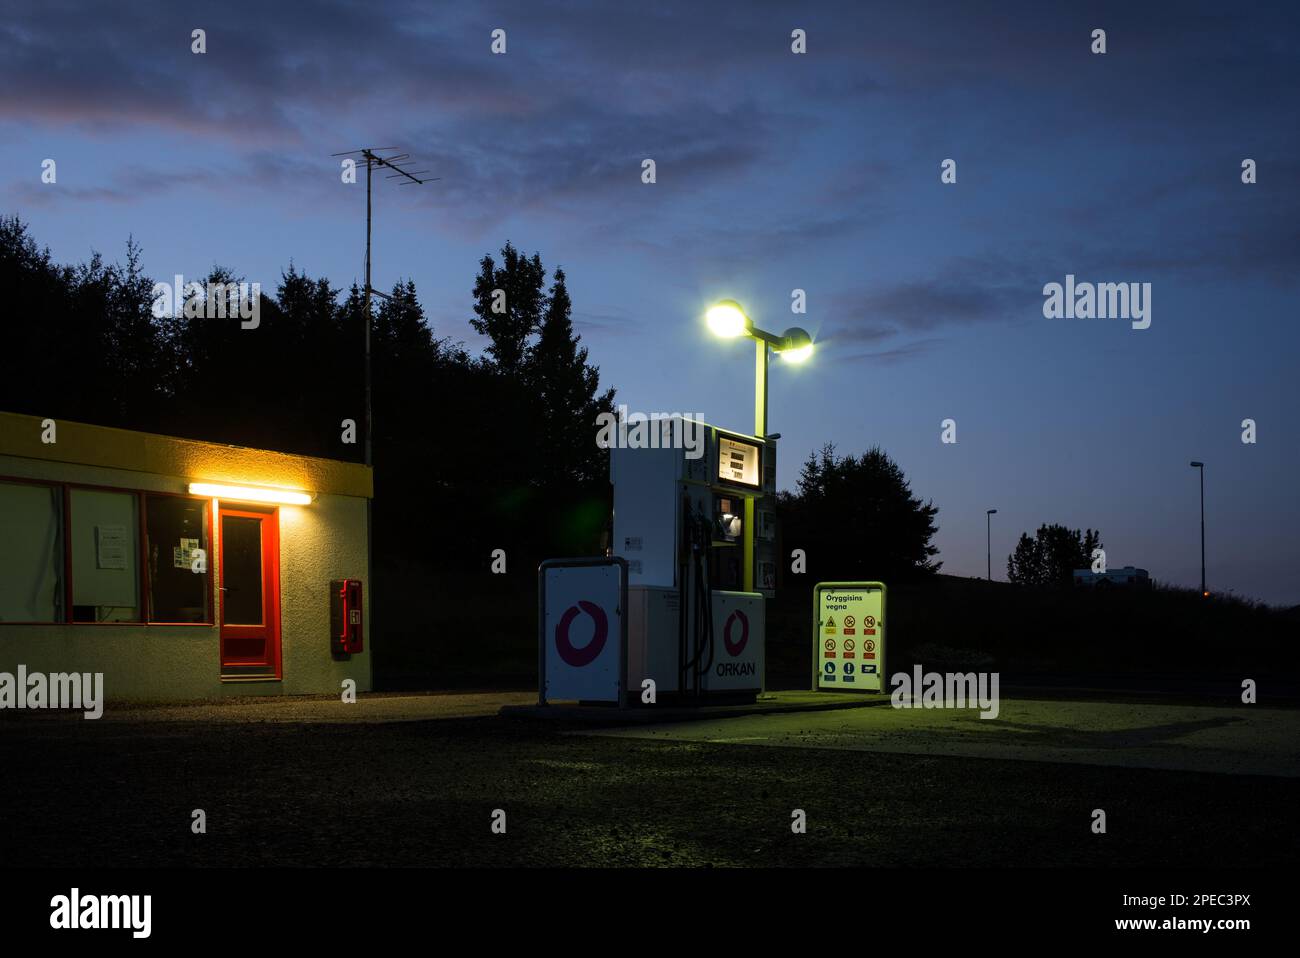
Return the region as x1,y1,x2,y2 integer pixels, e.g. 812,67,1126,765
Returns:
96,525,128,569
174,538,200,569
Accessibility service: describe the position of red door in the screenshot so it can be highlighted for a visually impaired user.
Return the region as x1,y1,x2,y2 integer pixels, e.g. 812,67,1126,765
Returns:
219,506,281,677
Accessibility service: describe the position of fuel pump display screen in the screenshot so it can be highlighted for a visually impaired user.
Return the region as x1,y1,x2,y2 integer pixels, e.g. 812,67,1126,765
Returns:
717,435,761,488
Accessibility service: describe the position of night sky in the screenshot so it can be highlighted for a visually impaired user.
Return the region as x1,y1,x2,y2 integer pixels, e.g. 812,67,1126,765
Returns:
4,1,1298,604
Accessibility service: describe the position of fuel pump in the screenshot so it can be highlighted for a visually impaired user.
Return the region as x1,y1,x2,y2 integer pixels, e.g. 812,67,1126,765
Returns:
612,416,771,704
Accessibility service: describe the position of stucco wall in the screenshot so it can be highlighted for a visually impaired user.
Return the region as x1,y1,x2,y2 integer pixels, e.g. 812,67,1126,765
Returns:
0,410,371,498
0,449,372,702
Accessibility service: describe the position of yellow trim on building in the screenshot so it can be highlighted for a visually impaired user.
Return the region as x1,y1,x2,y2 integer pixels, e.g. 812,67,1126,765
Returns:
0,411,372,499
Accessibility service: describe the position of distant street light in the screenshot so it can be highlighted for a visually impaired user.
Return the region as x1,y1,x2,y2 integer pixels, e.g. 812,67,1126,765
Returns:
986,509,997,581
706,299,814,590
1190,461,1206,596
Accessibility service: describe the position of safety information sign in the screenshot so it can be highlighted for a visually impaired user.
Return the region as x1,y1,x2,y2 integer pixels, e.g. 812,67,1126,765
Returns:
814,582,885,692
539,557,627,705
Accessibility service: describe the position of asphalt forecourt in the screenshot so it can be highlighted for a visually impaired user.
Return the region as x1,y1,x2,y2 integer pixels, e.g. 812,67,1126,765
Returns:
2,692,1288,943
1,693,1293,869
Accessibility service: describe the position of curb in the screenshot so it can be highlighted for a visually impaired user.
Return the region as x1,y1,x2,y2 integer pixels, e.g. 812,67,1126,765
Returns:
499,691,892,727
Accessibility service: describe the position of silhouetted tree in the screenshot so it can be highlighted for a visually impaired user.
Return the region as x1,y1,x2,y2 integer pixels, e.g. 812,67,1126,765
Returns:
1,217,618,568
530,268,616,490
1,216,160,431
778,443,940,582
469,241,546,373
1007,524,1102,587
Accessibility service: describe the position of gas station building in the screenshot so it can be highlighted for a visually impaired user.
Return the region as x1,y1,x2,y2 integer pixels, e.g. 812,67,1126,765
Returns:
0,411,372,702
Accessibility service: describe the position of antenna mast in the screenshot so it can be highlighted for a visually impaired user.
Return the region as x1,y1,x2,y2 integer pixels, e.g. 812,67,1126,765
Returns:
330,147,436,468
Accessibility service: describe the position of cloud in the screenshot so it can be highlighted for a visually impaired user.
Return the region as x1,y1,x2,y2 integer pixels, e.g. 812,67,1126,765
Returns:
827,253,1039,336
6,164,226,206
830,337,946,366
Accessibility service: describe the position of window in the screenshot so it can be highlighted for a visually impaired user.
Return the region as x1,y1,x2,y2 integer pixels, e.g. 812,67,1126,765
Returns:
0,481,64,623
70,488,140,622
144,495,211,623
1,480,214,626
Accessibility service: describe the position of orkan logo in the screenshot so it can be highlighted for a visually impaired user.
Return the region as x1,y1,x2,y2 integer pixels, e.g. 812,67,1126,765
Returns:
722,610,749,656
555,600,608,667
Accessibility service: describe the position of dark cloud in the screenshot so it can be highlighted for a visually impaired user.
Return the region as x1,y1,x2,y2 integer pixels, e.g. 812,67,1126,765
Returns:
831,337,945,366
827,253,1040,335
3,0,1298,312
7,165,225,206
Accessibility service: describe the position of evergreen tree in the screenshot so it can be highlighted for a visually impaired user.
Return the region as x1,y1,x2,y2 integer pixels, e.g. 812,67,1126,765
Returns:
0,217,620,566
529,268,616,489
1007,524,1103,587
778,443,941,582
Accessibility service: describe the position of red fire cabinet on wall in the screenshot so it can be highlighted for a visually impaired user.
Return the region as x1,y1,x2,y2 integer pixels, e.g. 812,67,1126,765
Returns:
330,579,364,656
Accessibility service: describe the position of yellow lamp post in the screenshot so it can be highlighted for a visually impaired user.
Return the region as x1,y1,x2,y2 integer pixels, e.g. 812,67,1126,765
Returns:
704,300,813,590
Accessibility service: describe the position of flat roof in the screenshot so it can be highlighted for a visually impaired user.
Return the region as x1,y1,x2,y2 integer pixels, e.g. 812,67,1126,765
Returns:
0,410,372,499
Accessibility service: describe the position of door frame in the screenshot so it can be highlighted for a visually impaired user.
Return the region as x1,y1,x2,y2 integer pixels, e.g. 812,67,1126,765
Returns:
218,504,282,679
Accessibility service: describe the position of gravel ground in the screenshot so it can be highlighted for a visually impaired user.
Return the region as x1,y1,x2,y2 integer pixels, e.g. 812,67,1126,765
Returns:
2,705,1295,867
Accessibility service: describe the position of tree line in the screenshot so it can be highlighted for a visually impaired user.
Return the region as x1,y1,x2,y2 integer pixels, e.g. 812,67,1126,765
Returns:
0,217,615,568
1,215,946,585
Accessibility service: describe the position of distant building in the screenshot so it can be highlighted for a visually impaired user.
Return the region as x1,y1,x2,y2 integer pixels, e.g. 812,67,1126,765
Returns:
1073,566,1150,589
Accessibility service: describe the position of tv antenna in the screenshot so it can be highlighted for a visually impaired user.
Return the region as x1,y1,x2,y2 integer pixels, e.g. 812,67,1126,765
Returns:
330,147,438,468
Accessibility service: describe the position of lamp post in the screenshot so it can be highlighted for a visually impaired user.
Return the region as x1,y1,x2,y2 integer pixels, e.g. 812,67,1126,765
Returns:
705,300,813,591
986,508,997,581
1190,461,1205,596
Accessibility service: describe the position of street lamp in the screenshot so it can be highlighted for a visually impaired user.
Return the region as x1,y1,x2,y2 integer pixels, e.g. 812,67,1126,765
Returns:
1190,461,1206,596
706,299,814,591
986,509,997,581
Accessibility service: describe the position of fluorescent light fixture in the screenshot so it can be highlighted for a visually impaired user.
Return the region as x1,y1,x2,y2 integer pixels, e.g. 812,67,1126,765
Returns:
188,482,312,505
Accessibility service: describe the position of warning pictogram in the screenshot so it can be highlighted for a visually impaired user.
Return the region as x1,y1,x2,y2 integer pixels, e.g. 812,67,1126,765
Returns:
823,637,836,658
843,615,856,635
864,639,875,653
824,616,837,635
865,615,875,627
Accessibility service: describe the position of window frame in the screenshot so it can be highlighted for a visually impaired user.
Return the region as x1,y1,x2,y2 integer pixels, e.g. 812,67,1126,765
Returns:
141,489,217,626
0,476,68,625
0,474,216,627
